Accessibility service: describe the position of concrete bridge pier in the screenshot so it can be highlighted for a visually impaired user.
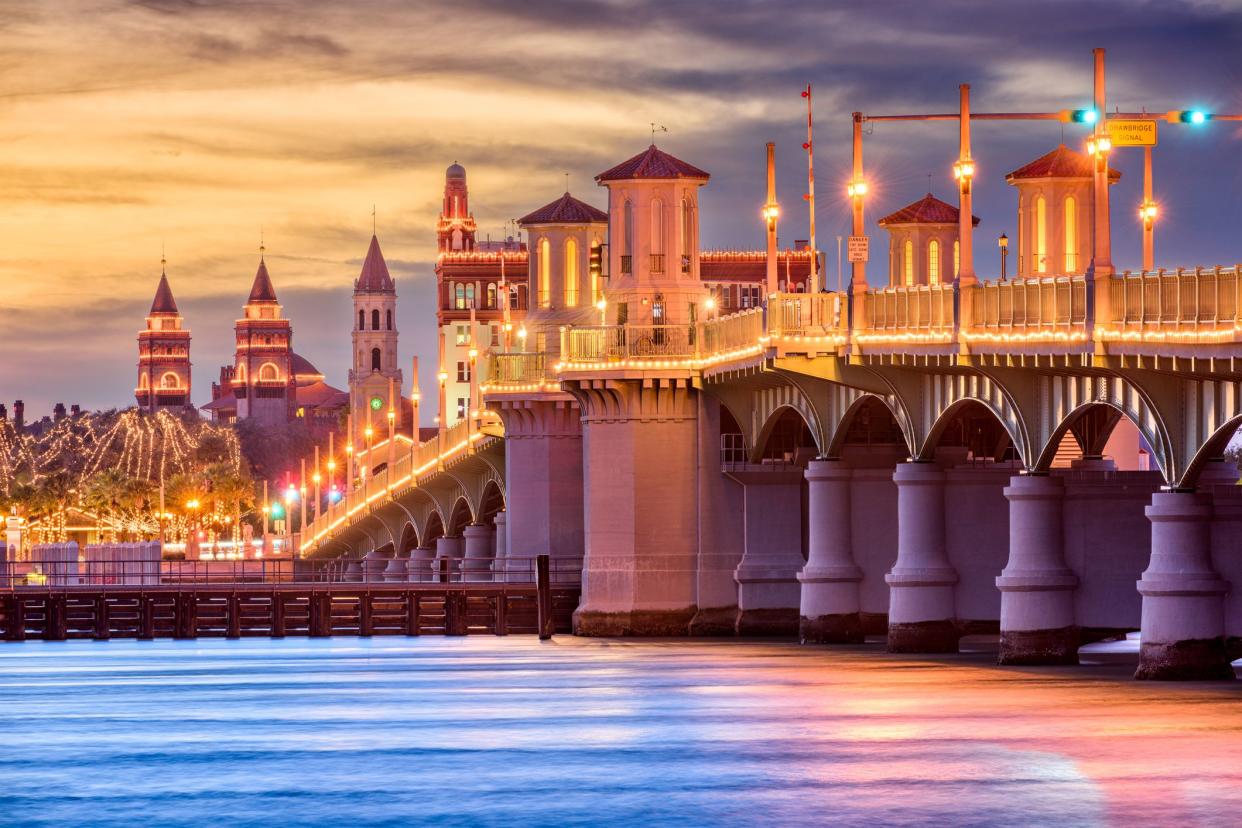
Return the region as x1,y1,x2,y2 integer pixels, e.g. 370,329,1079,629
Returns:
731,468,804,636
406,544,437,582
886,461,960,652
1136,491,1233,681
799,459,864,643
435,535,463,582
461,523,495,582
690,396,744,636
567,377,700,636
997,474,1079,664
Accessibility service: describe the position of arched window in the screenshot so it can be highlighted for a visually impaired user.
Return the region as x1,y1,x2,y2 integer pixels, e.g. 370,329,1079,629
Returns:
1035,195,1047,274
903,240,914,286
564,238,579,307
236,363,247,382
386,309,392,330
454,283,465,309
487,282,497,309
160,372,180,390
138,373,149,389
465,283,476,309
621,200,634,273
1064,196,1077,273
928,240,941,285
953,240,960,279
371,309,380,330
680,197,693,272
650,199,664,273
1017,203,1026,276
371,348,381,371
538,237,551,308
258,363,278,382
358,309,365,330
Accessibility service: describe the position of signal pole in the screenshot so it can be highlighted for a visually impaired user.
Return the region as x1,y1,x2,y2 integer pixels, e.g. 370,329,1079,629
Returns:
802,85,819,293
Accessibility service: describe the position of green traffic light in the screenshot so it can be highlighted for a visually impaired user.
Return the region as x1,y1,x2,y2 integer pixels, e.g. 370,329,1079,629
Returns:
1070,109,1098,124
270,502,284,518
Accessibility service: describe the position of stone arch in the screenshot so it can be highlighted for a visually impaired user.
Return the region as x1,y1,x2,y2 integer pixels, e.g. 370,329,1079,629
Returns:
825,392,914,459
752,404,818,464
920,398,1022,464
478,479,505,524
1031,374,1172,481
398,522,419,555
421,510,446,545
904,372,1031,466
750,382,824,458
446,496,474,536
1177,415,1241,490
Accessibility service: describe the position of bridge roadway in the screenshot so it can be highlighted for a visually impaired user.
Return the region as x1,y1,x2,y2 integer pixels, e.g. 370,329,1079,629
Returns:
303,267,1242,680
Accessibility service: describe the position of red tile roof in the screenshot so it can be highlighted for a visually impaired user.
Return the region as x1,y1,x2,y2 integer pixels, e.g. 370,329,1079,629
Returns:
1006,144,1121,182
518,192,608,225
200,394,236,412
248,258,278,303
878,194,980,227
150,271,179,315
595,145,710,182
295,379,348,409
355,234,394,292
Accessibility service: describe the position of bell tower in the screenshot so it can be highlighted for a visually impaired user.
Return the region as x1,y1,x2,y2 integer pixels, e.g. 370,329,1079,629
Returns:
136,257,192,413
349,232,403,439
437,163,477,252
232,246,294,425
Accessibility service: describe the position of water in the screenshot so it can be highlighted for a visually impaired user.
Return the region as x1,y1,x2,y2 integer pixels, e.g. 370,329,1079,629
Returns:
0,637,1239,827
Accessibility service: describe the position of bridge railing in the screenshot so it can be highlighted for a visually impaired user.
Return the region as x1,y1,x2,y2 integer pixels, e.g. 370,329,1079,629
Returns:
561,324,697,363
967,275,1088,340
863,283,957,339
487,352,550,385
1106,266,1241,335
700,307,765,356
767,292,845,337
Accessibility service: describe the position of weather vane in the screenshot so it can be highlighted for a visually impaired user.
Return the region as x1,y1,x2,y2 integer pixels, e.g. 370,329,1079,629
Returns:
650,123,668,143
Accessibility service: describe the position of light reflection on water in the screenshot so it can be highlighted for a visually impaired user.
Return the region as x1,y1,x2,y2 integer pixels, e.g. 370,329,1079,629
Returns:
0,637,1239,827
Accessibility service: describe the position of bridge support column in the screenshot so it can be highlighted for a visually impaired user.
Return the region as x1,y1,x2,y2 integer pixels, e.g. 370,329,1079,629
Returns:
383,549,410,582
886,461,959,653
461,523,495,582
406,544,436,583
1136,491,1233,680
690,395,743,636
435,536,463,582
800,460,864,644
362,548,389,583
567,377,699,636
492,511,508,581
997,474,1079,665
733,469,804,636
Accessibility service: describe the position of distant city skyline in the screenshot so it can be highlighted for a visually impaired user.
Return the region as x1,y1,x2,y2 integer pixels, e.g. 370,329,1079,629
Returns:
2,0,1240,416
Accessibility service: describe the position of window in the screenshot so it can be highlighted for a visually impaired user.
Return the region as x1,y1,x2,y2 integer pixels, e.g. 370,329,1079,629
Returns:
258,363,278,382
650,199,664,272
454,283,466,310
487,282,497,309
457,361,470,383
386,309,392,330
160,372,179,390
465,283,476,309
237,363,247,382
953,240,960,279
538,238,551,308
1064,196,1077,273
621,199,633,274
740,286,760,308
456,398,467,420
1035,195,1047,274
455,324,468,346
371,309,380,330
928,240,941,285
371,348,381,371
490,325,499,347
564,238,579,307
903,240,914,286
680,197,693,272
138,373,149,389
358,309,365,330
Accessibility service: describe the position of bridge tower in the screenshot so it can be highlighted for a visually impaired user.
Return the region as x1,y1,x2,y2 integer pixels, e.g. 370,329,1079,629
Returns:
349,232,403,444
135,258,192,413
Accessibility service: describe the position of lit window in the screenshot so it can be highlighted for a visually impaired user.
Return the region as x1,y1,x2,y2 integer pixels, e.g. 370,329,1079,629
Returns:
953,240,960,279
1064,196,1077,273
564,238,578,307
928,240,940,285
538,238,551,308
903,240,914,286
1035,196,1047,274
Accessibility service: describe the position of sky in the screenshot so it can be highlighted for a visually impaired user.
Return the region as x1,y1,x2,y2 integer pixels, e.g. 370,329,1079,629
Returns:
1,0,1241,420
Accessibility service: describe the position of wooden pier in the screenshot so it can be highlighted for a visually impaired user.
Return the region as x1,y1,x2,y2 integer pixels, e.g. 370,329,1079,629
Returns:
0,581,579,642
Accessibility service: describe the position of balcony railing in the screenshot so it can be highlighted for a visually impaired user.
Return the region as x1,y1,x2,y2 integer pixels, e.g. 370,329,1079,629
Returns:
863,283,956,339
650,253,665,273
562,324,696,362
968,276,1088,341
768,292,844,337
488,352,550,385
1107,266,1241,335
700,308,765,356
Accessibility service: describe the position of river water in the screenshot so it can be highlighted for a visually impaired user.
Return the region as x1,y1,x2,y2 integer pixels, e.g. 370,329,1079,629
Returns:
0,636,1238,827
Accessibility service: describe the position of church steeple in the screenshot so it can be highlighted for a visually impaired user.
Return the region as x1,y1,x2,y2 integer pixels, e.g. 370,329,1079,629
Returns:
350,227,403,441
136,257,191,413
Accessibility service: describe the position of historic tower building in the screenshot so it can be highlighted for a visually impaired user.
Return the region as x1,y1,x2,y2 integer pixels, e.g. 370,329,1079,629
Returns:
596,144,711,328
231,248,295,425
135,259,192,413
349,233,403,438
437,163,477,253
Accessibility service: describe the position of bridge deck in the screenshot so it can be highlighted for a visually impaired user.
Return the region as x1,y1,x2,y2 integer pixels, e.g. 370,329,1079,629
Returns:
0,583,579,641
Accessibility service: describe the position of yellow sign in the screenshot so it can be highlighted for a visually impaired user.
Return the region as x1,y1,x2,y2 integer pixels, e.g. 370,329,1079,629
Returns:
1106,119,1158,147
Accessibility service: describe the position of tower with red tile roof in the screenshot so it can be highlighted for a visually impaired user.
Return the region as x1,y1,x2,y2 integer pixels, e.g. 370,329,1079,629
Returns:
231,246,295,425
1005,144,1119,278
878,194,979,287
349,232,403,439
438,163,477,253
595,144,711,327
135,258,192,413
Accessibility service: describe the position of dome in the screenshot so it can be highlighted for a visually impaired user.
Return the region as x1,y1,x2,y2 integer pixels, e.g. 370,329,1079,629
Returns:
446,162,466,181
290,352,322,381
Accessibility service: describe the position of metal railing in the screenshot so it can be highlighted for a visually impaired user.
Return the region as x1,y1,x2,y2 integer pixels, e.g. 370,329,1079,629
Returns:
488,352,549,385
700,307,764,355
561,324,696,362
970,276,1088,337
865,283,957,336
768,292,844,337
1108,266,1241,333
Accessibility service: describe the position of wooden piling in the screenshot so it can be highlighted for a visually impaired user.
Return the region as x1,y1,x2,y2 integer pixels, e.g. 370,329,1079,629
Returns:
536,554,553,640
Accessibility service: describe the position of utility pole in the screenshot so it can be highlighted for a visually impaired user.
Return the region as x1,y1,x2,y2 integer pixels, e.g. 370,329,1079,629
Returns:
802,86,819,293
764,142,780,296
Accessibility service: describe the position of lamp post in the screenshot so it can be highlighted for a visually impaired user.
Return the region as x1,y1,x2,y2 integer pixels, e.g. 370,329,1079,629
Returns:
596,297,607,327
1140,145,1157,272
998,234,1009,281
849,111,868,294
763,141,780,297
312,445,321,524
1090,47,1114,278
185,498,200,560
953,83,977,286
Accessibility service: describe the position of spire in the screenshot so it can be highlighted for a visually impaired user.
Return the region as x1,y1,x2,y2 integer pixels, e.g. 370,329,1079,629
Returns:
355,233,394,292
150,268,179,315
248,255,278,303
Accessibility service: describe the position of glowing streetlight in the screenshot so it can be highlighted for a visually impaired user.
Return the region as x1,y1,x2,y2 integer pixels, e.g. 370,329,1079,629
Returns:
437,369,449,385
998,233,1009,281
846,180,868,198
595,297,607,326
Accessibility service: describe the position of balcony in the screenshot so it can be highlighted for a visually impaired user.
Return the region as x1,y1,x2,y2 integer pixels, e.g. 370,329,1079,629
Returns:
650,254,665,274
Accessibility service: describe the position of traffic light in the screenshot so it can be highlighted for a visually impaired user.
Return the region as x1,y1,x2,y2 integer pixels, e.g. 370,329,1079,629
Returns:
1168,110,1211,125
1063,108,1099,124
270,501,284,519
589,241,603,282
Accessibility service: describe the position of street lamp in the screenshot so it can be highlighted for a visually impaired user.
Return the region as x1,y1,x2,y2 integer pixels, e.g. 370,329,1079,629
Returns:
998,233,1009,280
761,203,780,226
846,180,868,198
952,159,975,194
595,297,607,326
